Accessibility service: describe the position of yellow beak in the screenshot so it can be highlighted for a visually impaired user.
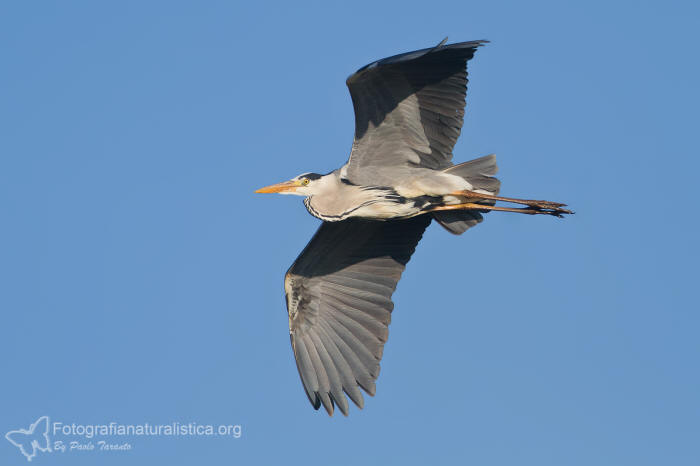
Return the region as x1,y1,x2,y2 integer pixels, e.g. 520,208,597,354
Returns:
254,180,300,193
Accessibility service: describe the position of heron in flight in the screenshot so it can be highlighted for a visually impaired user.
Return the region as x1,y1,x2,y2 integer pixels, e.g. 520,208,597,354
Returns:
256,39,571,416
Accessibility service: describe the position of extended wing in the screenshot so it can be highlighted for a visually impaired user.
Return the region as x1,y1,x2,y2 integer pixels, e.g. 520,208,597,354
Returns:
344,39,486,186
284,215,431,415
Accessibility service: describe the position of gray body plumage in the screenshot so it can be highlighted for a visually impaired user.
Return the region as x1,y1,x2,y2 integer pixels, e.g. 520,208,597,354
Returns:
301,155,499,225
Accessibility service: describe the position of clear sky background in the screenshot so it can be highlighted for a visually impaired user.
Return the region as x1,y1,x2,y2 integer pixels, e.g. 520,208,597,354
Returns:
2,1,698,465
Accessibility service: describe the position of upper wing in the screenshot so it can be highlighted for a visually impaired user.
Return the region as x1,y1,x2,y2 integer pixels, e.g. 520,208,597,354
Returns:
285,215,431,415
344,39,487,186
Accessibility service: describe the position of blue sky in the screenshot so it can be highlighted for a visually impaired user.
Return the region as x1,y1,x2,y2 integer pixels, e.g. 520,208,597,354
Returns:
1,1,698,464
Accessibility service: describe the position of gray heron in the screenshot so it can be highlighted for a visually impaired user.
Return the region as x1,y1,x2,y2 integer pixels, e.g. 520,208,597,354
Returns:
256,39,571,416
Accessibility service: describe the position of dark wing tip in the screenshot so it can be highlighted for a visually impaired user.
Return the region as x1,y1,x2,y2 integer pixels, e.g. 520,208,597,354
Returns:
305,389,355,416
347,39,489,85
319,392,335,416
307,390,352,417
429,39,490,55
435,38,490,49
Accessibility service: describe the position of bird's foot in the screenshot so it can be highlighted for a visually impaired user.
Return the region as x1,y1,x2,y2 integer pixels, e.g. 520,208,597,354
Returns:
525,202,573,216
523,199,567,209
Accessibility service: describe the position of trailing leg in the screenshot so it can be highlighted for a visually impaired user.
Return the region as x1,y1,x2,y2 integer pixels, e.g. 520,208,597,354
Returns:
454,190,573,215
430,202,569,218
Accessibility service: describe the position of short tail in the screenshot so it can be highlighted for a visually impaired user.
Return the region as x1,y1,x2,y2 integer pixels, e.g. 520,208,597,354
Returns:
432,154,500,235
444,153,500,194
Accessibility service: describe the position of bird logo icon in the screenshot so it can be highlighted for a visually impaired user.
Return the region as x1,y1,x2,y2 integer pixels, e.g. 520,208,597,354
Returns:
5,416,52,461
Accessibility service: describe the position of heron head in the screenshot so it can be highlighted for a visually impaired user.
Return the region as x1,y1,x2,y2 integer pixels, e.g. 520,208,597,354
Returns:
255,172,324,196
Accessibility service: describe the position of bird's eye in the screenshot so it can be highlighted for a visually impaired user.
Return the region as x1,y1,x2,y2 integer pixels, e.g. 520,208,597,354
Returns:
302,178,310,186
